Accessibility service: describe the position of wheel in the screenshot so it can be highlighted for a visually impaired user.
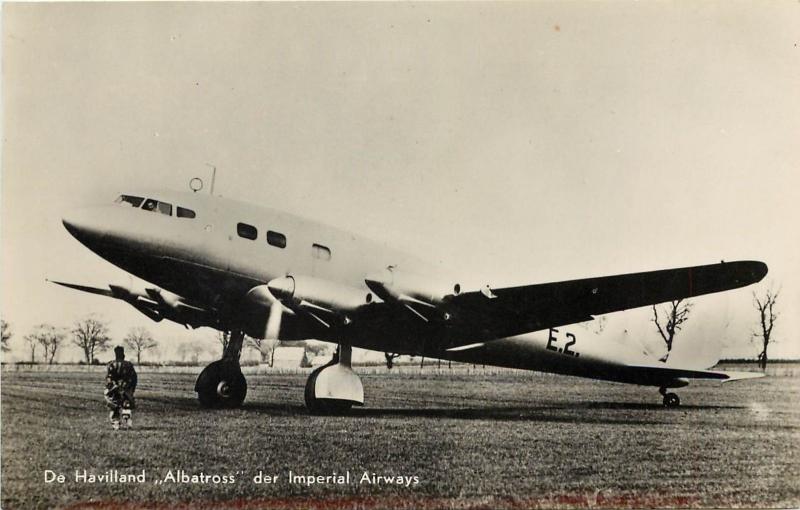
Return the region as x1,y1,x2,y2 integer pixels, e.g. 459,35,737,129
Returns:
196,361,246,408
663,392,680,408
304,363,354,415
195,360,247,408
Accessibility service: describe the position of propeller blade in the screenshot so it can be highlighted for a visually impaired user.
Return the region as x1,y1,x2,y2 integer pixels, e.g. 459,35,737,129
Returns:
265,300,283,340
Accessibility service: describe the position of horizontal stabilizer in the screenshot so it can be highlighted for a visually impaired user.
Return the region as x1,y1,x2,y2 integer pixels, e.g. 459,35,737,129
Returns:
627,362,765,385
718,371,766,383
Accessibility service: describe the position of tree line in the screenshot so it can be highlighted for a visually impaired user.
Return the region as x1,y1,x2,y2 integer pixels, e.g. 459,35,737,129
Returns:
0,316,159,365
0,283,784,367
650,284,779,367
0,316,331,366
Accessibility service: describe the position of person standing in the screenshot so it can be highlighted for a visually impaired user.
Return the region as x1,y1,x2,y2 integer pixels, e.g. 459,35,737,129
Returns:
105,346,138,430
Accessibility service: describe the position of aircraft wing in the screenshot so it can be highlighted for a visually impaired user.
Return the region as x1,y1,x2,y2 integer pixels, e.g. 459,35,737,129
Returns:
449,260,767,341
47,280,115,297
49,279,214,328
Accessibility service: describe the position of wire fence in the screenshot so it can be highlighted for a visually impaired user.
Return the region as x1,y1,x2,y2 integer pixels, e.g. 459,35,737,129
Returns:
2,361,796,377
0,362,545,377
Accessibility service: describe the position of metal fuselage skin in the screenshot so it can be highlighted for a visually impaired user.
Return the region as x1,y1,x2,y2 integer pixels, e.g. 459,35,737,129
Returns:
63,190,665,386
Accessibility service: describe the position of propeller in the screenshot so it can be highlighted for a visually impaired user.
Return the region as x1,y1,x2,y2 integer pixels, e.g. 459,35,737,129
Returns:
246,280,293,342
265,300,283,341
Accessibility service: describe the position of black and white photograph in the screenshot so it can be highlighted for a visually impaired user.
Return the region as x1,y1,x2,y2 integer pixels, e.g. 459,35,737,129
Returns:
2,2,799,509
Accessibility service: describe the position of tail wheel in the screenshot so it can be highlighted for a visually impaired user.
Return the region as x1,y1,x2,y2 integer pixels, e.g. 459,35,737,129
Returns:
663,392,680,408
195,360,247,408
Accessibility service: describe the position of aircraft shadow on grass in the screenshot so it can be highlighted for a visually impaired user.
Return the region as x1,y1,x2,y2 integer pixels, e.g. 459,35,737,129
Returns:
59,390,745,422
237,400,742,425
577,401,741,411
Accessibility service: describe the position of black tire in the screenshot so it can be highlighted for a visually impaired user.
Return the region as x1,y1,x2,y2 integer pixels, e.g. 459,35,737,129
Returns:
663,392,680,408
195,360,247,409
304,363,354,415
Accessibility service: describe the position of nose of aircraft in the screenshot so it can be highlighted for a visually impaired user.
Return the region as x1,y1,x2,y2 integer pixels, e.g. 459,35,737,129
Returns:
62,207,106,247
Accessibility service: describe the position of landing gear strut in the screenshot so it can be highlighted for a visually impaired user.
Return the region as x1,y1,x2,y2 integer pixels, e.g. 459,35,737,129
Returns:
304,344,364,414
195,330,247,408
659,386,680,408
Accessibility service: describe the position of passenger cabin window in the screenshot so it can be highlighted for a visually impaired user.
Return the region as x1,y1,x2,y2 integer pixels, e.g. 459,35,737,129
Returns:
312,243,331,261
141,198,172,216
177,207,196,218
115,195,144,208
267,231,287,249
237,222,257,240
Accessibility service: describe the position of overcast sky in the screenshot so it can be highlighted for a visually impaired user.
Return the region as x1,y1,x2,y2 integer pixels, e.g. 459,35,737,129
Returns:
2,2,799,363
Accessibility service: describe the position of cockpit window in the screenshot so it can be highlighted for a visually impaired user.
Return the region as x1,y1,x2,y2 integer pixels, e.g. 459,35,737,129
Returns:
142,199,158,212
142,198,172,216
115,195,144,208
177,207,196,218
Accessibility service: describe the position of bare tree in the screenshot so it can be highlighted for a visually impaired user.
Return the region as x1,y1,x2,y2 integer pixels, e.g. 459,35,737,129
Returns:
384,352,401,369
23,332,37,363
189,343,205,364
753,286,779,369
591,316,608,335
1,320,11,353
176,342,190,362
177,342,205,364
301,341,331,367
247,336,280,366
651,299,692,362
45,326,66,364
123,327,158,364
216,330,230,355
72,316,111,364
29,324,66,364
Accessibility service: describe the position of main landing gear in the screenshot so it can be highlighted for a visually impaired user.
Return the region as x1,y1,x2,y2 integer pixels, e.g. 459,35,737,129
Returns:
304,344,364,414
659,386,680,408
195,331,363,413
196,331,247,408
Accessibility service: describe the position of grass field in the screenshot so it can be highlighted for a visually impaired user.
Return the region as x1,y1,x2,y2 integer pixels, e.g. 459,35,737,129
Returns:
2,366,799,509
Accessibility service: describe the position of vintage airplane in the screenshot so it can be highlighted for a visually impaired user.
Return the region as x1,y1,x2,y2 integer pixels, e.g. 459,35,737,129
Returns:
53,188,767,413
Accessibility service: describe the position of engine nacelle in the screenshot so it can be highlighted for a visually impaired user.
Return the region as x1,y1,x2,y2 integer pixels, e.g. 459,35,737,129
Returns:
109,283,180,308
108,283,138,300
145,287,182,310
267,275,373,315
364,266,460,306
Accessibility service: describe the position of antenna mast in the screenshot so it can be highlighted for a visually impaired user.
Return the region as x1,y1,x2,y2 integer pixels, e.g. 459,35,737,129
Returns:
205,163,217,196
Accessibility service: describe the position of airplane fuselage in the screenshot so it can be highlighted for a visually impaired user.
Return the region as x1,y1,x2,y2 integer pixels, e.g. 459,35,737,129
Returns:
61,189,762,391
